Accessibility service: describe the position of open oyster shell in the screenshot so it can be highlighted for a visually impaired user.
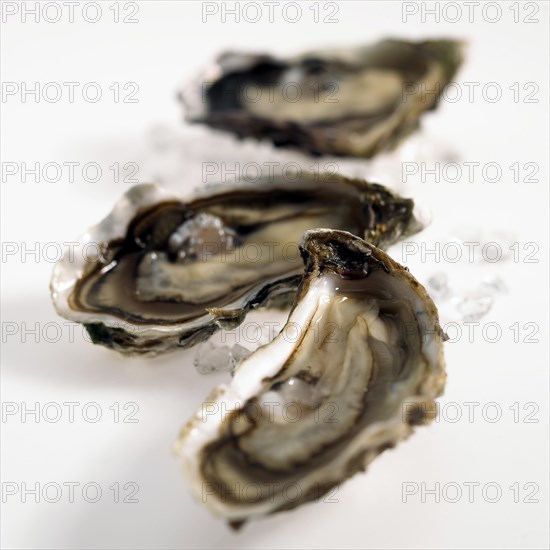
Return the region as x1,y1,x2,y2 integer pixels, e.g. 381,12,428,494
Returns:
181,39,463,157
50,174,421,355
175,229,446,526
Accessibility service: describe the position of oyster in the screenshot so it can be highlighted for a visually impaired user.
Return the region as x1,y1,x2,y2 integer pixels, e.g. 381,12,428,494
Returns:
181,39,463,157
175,229,446,525
50,174,421,355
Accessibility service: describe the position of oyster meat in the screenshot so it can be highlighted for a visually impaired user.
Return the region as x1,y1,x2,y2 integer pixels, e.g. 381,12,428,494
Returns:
50,174,421,355
175,229,446,525
181,39,463,157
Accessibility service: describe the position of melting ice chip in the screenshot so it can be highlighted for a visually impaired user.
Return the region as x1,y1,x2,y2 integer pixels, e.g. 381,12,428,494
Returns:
259,376,320,424
427,272,450,299
453,292,494,322
194,341,252,375
168,213,237,261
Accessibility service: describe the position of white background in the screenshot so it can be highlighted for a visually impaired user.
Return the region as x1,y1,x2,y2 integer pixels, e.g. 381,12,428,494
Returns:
1,1,549,548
